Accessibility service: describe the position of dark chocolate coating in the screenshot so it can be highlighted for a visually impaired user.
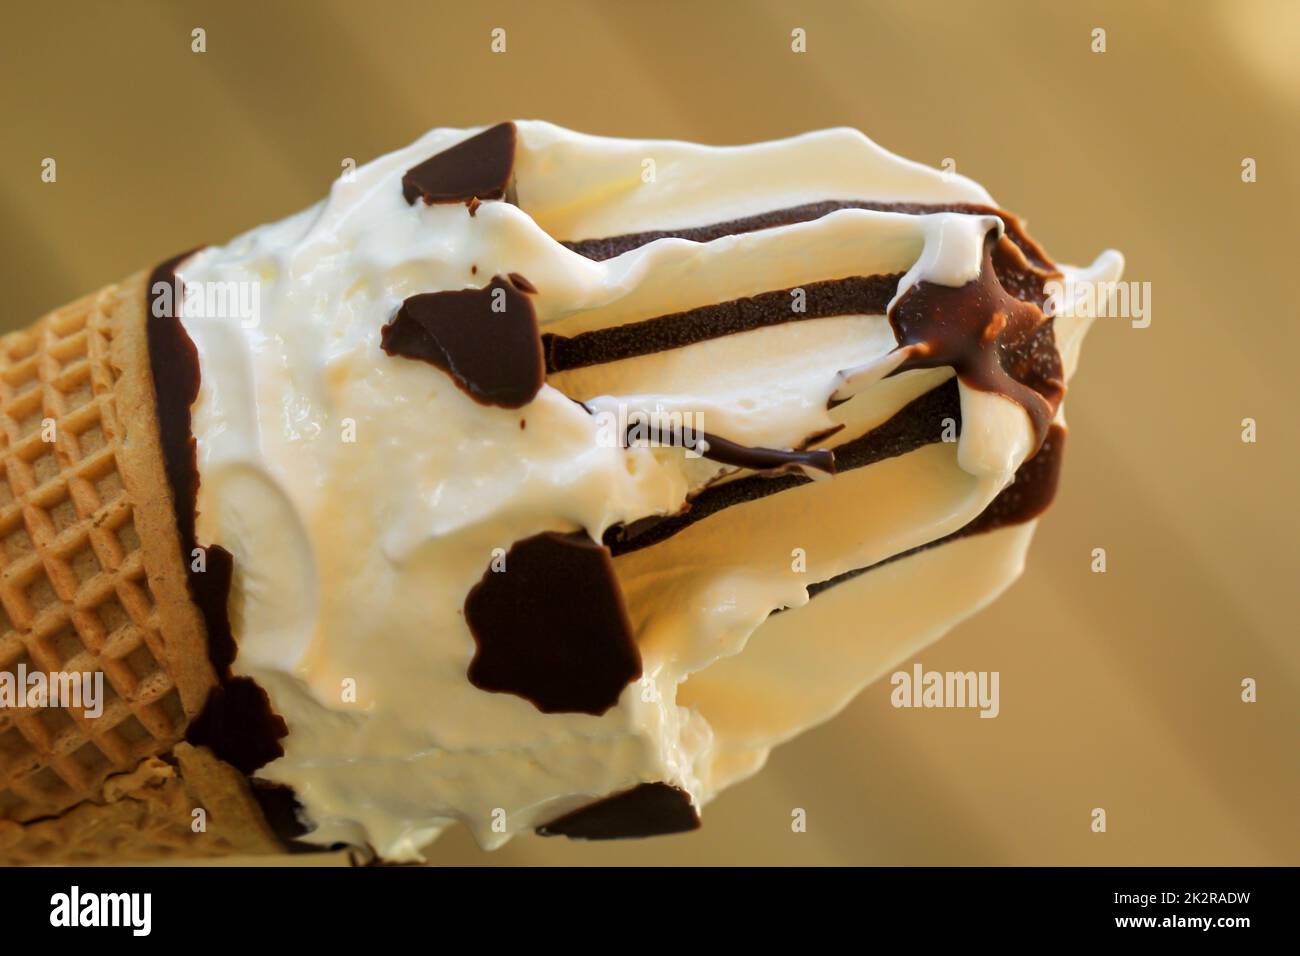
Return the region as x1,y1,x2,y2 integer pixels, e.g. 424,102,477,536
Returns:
147,254,295,831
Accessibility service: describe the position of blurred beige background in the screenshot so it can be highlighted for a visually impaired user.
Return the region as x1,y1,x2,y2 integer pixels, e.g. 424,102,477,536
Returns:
2,0,1296,865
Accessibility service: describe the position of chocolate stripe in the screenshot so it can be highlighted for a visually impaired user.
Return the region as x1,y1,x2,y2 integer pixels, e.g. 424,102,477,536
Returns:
802,423,1066,602
546,204,1055,375
561,199,1055,271
604,380,960,556
544,274,900,373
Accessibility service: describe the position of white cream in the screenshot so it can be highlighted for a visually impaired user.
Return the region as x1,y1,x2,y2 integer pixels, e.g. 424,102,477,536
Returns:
176,122,1121,861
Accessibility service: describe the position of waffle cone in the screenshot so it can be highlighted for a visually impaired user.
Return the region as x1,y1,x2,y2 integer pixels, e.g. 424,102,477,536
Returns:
0,273,283,863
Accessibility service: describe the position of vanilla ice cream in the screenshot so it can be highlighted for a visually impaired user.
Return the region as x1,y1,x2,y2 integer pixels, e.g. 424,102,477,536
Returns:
169,121,1122,861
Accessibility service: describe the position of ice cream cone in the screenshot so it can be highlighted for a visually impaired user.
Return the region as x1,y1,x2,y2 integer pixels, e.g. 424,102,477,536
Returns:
0,274,281,863
0,122,1121,864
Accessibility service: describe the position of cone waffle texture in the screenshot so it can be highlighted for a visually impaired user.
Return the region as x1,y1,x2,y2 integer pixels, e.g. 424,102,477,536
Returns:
0,273,282,863
0,743,281,862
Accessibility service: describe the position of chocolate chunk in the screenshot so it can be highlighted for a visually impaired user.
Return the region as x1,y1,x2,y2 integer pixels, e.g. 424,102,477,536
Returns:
401,122,517,206
381,275,544,409
248,781,344,854
248,781,309,842
537,783,700,839
888,229,1062,450
185,676,289,776
465,531,641,715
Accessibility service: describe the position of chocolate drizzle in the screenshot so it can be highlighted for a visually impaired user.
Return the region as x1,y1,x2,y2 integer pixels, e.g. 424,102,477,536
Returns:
886,229,1062,450
401,121,518,206
145,255,293,816
625,421,835,475
689,431,835,474
562,199,1055,269
536,782,700,839
465,531,641,715
544,275,901,373
381,274,544,409
605,380,960,556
